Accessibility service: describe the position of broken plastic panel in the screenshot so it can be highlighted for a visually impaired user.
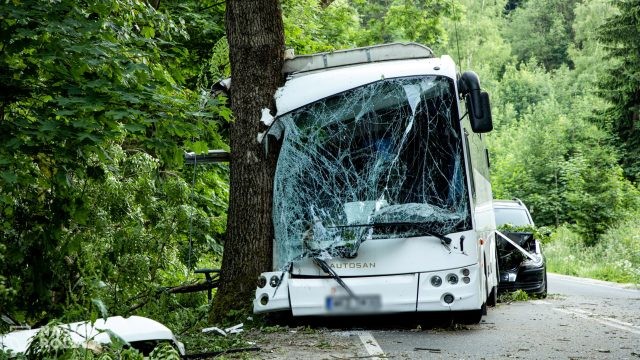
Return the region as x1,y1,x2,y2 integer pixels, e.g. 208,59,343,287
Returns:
269,76,471,269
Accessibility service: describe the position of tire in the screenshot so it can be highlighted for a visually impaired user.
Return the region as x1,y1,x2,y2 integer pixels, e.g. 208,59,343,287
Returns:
487,286,498,307
540,271,548,299
484,253,497,307
456,306,484,325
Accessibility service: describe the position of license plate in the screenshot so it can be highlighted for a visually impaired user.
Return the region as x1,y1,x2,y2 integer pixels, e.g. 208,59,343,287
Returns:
326,294,382,313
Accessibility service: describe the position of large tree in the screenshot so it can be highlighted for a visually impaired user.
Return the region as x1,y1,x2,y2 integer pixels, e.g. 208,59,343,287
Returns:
209,0,285,321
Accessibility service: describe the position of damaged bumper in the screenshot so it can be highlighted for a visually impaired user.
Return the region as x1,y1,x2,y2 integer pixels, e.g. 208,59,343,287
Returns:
253,264,484,316
499,261,546,295
496,230,547,295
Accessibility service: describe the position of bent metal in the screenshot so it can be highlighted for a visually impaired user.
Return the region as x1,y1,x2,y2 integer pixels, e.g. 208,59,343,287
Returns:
330,262,376,269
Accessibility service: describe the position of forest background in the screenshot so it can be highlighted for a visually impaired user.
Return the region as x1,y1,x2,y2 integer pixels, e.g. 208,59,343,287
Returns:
1,0,639,335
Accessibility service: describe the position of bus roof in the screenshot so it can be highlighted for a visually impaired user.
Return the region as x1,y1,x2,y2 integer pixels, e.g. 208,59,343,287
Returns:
275,55,456,116
282,42,434,75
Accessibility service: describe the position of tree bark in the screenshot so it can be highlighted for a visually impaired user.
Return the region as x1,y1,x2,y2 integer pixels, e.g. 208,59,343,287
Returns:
320,0,335,8
209,0,284,323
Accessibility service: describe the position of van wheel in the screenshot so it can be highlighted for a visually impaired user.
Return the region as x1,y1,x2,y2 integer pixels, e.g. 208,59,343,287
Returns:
487,286,497,307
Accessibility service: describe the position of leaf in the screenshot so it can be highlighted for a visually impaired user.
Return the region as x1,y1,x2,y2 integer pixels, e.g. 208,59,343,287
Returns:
77,132,100,143
190,141,209,154
55,109,77,116
1,172,18,184
92,299,109,320
105,110,132,120
39,120,58,132
123,123,146,133
141,26,156,39
73,206,90,225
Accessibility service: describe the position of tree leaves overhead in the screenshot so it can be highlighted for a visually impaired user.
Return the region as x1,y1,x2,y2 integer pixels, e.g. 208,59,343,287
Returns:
351,0,456,47
282,0,456,53
503,0,579,70
438,0,640,242
0,0,229,323
1,0,222,165
596,0,640,182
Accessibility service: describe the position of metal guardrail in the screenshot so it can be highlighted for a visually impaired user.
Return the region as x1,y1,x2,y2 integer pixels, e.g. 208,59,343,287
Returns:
184,150,230,164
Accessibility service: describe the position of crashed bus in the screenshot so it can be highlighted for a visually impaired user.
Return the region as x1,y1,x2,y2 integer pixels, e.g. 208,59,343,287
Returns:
253,43,497,323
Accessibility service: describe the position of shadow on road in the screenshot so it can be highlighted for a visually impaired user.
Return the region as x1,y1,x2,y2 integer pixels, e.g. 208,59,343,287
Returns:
265,311,480,331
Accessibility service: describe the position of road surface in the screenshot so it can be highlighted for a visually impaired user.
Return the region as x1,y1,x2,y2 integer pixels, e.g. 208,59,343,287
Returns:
322,273,640,359
254,273,639,359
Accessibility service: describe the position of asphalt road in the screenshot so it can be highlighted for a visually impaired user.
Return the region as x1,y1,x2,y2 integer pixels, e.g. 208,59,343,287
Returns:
325,273,640,360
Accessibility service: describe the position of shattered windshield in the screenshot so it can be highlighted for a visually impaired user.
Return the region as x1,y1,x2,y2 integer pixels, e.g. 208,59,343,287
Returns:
269,76,471,269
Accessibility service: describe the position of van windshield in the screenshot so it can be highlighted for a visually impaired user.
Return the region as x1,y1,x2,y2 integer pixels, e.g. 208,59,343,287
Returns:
268,76,471,269
494,208,532,227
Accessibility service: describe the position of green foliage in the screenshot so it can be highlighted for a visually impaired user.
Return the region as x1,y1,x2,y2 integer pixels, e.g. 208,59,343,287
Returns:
502,0,579,70
283,0,361,53
159,1,227,86
545,224,640,284
488,37,639,243
148,343,181,360
351,0,456,47
0,244,14,302
498,289,529,302
0,0,229,326
25,321,76,359
497,224,552,244
563,148,639,245
437,0,512,83
596,0,640,182
568,0,613,97
494,62,555,121
282,0,456,54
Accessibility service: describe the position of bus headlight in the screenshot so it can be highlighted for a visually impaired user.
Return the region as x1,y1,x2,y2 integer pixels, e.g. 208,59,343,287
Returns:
258,276,267,288
431,275,442,287
443,293,455,304
446,273,459,285
269,275,280,287
260,294,269,306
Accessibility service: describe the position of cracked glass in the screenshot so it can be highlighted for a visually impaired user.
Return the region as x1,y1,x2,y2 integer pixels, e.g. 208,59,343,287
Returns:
269,76,471,269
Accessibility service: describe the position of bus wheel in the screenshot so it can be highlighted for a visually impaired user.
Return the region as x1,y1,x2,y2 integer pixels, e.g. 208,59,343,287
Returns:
456,307,483,325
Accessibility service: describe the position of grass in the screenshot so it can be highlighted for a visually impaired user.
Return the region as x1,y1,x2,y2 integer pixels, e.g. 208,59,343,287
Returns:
498,289,529,303
544,220,640,285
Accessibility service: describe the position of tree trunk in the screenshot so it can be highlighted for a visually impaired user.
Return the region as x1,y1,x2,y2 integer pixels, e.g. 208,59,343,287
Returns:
209,0,284,323
320,0,335,8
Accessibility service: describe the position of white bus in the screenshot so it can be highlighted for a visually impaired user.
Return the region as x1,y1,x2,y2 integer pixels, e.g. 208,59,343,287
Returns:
254,43,497,323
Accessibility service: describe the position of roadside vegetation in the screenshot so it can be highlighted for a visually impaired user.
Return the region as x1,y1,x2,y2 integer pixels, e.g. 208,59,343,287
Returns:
545,222,640,284
1,0,640,357
498,289,529,303
438,0,640,286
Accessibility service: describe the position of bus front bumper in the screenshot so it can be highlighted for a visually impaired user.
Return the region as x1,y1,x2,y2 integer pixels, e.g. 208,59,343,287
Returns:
253,265,482,316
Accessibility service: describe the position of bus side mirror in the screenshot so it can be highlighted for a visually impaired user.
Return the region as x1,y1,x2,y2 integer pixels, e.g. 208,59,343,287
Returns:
468,91,493,133
459,71,493,133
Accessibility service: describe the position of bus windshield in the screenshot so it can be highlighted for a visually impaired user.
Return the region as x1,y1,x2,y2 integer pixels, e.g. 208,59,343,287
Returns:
269,76,471,269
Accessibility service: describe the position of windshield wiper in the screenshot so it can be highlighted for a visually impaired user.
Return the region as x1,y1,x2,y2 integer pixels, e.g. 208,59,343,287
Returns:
313,258,357,298
376,222,452,244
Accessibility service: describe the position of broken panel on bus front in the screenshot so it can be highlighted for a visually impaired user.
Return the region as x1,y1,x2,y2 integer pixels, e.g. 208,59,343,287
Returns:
268,76,472,270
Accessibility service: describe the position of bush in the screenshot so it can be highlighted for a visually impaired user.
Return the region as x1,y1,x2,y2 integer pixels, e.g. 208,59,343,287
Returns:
545,222,640,284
